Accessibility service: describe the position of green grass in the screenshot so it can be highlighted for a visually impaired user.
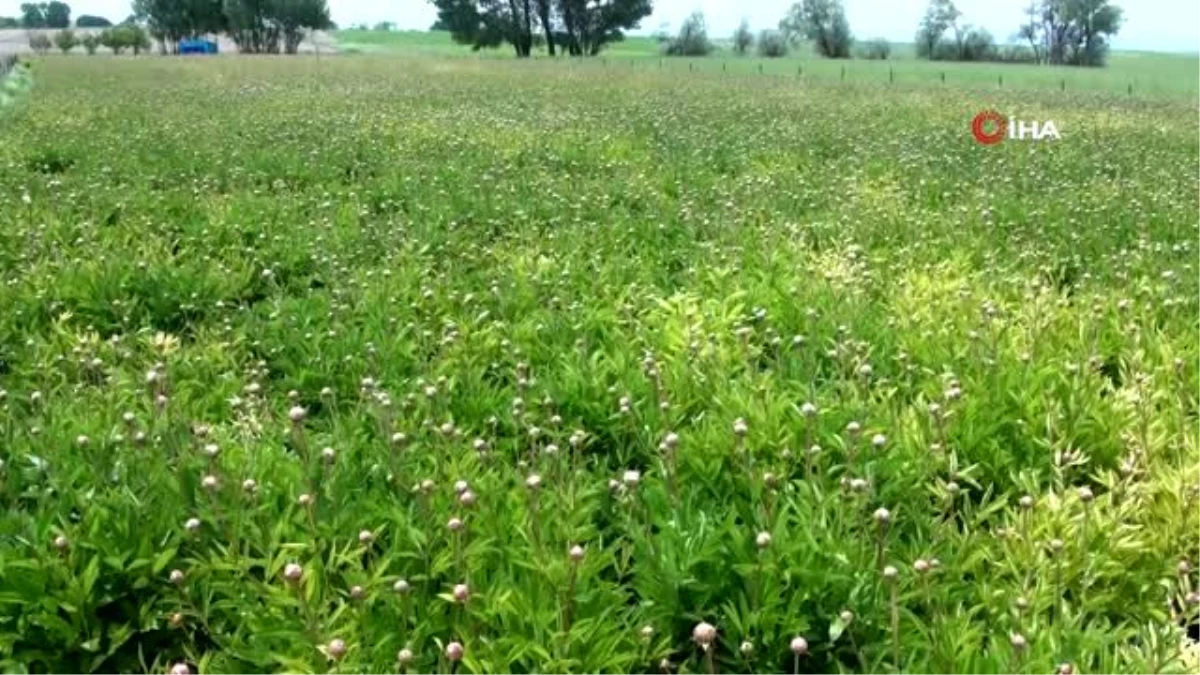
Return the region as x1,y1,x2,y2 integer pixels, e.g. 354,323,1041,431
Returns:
0,55,1197,674
331,30,1200,96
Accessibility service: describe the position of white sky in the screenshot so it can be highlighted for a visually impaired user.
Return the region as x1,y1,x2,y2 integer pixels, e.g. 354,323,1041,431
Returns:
1,0,1195,51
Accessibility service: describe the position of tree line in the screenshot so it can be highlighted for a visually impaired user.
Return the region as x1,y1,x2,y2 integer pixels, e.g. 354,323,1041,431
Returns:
430,0,653,57
3,0,334,55
432,0,1123,68
131,0,332,54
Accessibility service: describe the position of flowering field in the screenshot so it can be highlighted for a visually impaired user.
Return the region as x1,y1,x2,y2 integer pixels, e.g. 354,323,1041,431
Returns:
0,56,1197,674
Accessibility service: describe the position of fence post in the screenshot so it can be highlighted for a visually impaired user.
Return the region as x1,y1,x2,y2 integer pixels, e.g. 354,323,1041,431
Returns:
1127,83,1132,96
889,67,894,84
940,71,945,83
689,62,693,72
1060,79,1065,91
723,61,726,72
758,62,763,74
798,65,802,76
998,74,1003,88
840,65,845,82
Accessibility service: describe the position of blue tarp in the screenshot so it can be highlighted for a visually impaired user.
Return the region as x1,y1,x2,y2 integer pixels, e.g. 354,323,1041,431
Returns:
179,39,218,54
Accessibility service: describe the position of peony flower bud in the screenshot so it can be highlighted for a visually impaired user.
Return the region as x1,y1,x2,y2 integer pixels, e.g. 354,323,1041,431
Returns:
790,636,809,656
445,641,464,661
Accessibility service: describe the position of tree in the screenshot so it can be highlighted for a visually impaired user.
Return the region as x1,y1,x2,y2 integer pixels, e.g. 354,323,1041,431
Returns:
20,3,46,27
757,29,787,57
372,20,395,30
0,17,19,28
45,1,70,27
732,18,752,55
431,0,530,57
533,0,552,55
133,0,225,53
778,0,852,58
224,0,283,53
557,0,651,56
98,28,124,53
54,28,77,52
914,0,958,58
81,32,99,53
1016,0,1042,62
430,18,448,30
28,32,53,53
662,11,712,56
1056,0,1121,66
75,14,112,27
275,0,332,54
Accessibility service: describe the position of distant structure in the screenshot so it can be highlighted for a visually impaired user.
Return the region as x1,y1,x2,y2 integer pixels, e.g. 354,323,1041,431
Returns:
179,39,219,55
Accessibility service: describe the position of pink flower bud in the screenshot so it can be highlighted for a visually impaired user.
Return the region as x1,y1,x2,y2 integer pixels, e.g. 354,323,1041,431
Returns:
445,641,464,661
327,638,347,660
790,636,809,656
692,621,716,647
283,563,303,583
453,583,469,603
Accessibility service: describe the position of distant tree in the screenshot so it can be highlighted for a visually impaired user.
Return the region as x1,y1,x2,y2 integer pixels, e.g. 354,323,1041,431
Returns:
1041,0,1121,66
123,24,151,53
533,0,552,54
75,14,112,27
20,3,47,27
276,0,332,53
857,37,891,59
652,21,670,43
1016,0,1042,62
98,28,124,53
28,32,53,53
430,18,448,30
0,16,19,28
914,0,958,58
779,0,852,58
959,27,994,61
372,20,395,31
557,0,650,56
80,31,99,53
45,1,70,27
732,18,753,55
431,0,647,58
431,0,529,56
756,29,787,57
133,0,225,53
663,11,713,56
54,28,77,52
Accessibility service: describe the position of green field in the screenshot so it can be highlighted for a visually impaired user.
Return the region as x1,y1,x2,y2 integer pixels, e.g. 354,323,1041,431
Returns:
0,51,1197,674
333,30,1200,96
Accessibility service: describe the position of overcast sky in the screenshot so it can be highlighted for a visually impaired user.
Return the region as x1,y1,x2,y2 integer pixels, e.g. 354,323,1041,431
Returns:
1,0,1196,52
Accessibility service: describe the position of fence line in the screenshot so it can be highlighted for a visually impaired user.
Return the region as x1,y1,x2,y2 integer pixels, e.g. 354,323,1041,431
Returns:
537,54,1157,97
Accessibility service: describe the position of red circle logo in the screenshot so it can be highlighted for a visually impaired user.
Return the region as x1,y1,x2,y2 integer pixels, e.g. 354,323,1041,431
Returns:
971,110,1007,145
